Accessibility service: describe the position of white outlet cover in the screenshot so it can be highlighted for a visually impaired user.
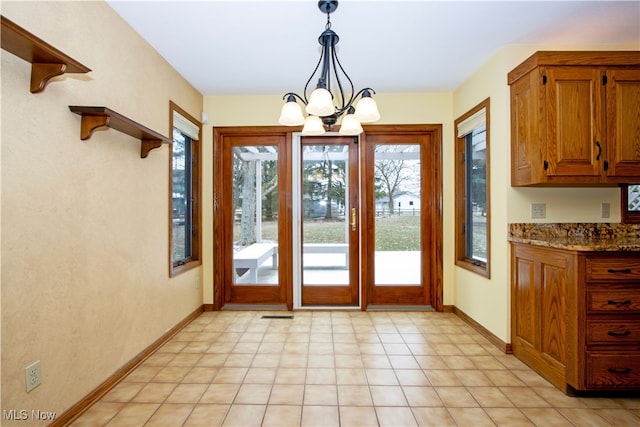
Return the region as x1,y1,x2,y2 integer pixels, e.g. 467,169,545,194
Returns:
25,360,41,392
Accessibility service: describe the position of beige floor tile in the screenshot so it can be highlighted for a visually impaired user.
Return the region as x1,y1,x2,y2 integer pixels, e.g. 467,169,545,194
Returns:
484,370,527,386
182,366,219,384
275,367,306,384
165,383,208,403
334,354,364,369
262,405,302,427
333,342,360,354
501,386,552,408
370,385,409,406
557,408,616,426
361,354,392,369
152,366,191,383
221,404,265,427
402,386,443,406
183,404,229,427
435,386,479,407
469,355,507,370
424,369,463,386
411,407,456,426
304,384,338,405
595,408,640,426
144,403,194,426
168,353,203,367
142,352,176,367
212,367,248,383
388,355,420,369
336,368,368,384
199,383,240,404
365,368,399,385
181,341,212,353
307,354,335,368
532,386,588,408
244,367,277,384
269,384,305,405
339,406,378,427
105,403,159,426
578,397,625,409
195,353,228,368
158,341,187,353
279,353,308,367
395,368,430,386
305,367,336,384
234,383,272,404
223,354,254,367
359,343,387,354
131,382,176,403
232,342,260,354
70,402,123,426
468,386,514,407
618,398,640,409
444,355,477,369
454,369,495,386
414,355,448,369
376,406,417,426
485,407,534,426
448,407,496,426
300,405,340,427
337,385,374,406
520,408,574,426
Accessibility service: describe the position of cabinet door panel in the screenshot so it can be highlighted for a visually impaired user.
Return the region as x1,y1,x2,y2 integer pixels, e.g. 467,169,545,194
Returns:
514,257,537,348
540,263,567,365
546,67,603,178
606,68,640,178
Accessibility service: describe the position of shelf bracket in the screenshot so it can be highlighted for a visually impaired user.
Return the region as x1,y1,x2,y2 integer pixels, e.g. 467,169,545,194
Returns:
1,16,91,93
69,106,171,159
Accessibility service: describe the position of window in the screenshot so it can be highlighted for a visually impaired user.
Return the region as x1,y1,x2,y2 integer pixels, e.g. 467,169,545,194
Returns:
169,102,201,276
622,184,640,224
455,98,490,277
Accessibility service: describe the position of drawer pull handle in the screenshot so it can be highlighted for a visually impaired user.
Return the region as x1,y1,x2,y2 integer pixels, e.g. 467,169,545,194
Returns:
607,299,632,306
607,268,632,274
607,368,632,374
607,330,632,337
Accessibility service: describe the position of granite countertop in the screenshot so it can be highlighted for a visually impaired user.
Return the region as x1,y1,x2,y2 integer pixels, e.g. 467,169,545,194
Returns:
508,223,640,251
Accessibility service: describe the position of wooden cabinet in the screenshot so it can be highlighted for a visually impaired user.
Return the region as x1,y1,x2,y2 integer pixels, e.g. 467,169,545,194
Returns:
508,51,640,186
511,243,640,392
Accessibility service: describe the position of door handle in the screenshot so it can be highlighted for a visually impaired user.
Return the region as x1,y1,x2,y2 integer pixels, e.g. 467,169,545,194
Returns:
351,208,357,231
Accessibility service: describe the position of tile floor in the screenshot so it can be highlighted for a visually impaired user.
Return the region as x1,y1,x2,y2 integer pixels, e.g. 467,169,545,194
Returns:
71,311,640,426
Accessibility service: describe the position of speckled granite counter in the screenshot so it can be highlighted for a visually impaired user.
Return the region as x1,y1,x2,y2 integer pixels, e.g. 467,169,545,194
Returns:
508,223,640,251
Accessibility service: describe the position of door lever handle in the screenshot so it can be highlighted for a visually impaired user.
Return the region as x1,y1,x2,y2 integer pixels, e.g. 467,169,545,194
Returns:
351,208,357,231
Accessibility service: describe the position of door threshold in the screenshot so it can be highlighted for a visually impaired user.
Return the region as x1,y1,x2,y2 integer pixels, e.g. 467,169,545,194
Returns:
222,304,289,311
366,305,435,311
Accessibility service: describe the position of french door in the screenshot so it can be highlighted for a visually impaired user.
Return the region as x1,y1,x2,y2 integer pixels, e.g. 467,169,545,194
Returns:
213,125,442,311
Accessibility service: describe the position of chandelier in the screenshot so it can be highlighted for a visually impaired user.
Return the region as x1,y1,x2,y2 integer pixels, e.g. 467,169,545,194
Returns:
278,0,380,135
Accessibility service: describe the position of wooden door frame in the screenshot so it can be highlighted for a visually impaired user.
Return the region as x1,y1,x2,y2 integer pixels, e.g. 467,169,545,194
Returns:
213,125,443,312
360,124,443,311
212,126,294,310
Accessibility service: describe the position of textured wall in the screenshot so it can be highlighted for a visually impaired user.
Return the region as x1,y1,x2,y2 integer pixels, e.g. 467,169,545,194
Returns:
1,1,203,423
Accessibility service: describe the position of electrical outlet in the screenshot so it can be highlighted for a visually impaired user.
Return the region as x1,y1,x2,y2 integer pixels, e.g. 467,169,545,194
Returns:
601,202,611,218
531,203,546,219
25,360,41,392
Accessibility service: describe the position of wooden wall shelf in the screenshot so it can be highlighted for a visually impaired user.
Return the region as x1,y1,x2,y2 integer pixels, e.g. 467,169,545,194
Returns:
1,15,91,93
69,106,172,158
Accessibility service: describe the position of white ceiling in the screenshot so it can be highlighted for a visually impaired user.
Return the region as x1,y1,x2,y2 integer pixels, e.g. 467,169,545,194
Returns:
106,0,640,96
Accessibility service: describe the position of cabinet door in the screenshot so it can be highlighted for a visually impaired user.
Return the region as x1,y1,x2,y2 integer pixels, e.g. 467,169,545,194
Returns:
511,244,572,390
545,67,604,181
605,68,640,179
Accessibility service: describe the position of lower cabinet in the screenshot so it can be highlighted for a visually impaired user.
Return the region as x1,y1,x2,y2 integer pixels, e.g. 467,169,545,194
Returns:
511,243,640,392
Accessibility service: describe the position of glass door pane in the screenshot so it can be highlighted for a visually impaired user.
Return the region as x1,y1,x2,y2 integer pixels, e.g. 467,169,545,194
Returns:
300,137,359,306
374,144,422,286
232,145,279,285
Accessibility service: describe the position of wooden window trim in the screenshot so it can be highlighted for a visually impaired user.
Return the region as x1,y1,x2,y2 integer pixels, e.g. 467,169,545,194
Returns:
454,98,491,278
169,101,202,277
621,184,640,224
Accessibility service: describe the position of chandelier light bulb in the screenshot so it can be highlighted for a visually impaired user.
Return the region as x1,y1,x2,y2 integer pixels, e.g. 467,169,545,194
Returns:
354,91,380,123
278,96,305,126
306,87,335,117
339,107,363,135
302,115,326,135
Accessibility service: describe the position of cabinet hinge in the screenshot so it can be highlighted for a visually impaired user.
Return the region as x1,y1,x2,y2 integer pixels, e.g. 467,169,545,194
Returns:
543,160,549,171
602,75,608,85
604,160,609,171
542,75,547,85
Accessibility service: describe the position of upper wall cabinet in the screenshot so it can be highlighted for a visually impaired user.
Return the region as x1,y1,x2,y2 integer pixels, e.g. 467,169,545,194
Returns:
508,51,640,186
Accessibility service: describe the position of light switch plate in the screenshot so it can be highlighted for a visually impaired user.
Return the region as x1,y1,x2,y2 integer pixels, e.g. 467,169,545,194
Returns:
531,203,546,219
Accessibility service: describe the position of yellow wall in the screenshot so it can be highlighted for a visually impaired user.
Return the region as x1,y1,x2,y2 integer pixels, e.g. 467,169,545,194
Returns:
1,1,203,422
202,93,456,307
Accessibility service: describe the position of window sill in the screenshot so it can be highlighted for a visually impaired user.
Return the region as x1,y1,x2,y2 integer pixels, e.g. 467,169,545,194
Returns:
455,258,490,279
170,259,201,277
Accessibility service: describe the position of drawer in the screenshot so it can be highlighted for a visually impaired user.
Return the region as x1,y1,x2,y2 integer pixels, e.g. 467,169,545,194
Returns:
586,320,640,345
586,257,640,283
586,352,640,389
587,289,640,313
